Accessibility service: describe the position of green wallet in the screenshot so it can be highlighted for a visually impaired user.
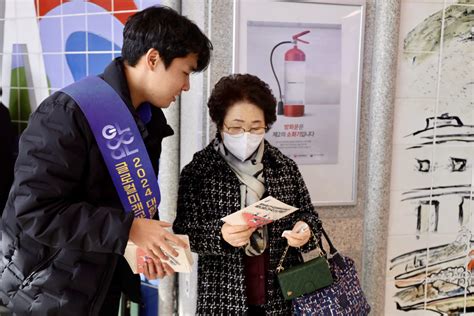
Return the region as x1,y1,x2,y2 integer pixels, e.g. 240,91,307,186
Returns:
277,254,334,300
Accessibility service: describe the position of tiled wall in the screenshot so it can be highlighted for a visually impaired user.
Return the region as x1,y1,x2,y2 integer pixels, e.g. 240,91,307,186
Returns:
385,0,473,314
0,0,161,134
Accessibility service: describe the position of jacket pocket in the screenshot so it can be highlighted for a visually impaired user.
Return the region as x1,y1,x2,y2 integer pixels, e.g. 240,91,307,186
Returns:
19,249,61,290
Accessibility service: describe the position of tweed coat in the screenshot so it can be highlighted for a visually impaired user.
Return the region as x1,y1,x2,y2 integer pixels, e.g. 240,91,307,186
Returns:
173,139,322,315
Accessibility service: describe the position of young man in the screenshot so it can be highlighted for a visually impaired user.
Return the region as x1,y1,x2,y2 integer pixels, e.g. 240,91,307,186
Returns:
0,6,212,315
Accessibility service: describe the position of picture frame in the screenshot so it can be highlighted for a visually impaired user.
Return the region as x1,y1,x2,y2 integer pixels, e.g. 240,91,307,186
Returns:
233,0,365,206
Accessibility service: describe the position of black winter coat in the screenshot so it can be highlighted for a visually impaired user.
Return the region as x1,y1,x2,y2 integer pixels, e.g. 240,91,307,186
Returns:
173,140,322,315
0,59,173,315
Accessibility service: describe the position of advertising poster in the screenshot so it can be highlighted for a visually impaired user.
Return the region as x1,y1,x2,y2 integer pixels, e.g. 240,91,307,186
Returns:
247,21,341,165
234,0,365,205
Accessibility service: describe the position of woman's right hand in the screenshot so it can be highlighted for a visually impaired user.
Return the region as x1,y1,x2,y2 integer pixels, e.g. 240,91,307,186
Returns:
221,223,256,247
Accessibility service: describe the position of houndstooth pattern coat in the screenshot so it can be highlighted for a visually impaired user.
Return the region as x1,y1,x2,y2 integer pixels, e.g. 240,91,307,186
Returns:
173,140,322,315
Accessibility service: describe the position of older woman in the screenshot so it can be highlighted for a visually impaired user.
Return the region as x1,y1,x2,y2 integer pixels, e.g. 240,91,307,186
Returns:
173,74,322,315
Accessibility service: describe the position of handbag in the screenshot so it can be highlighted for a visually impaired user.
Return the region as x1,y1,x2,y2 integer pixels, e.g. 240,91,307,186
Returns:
292,227,371,316
276,233,334,300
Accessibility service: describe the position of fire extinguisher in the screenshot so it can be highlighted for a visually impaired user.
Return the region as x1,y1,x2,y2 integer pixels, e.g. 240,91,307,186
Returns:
270,30,310,117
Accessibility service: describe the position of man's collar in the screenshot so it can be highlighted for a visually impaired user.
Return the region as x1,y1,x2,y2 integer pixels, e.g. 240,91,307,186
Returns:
101,57,150,137
101,57,134,111
100,57,174,139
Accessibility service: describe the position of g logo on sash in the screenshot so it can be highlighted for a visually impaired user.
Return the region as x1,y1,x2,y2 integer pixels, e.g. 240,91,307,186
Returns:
102,124,139,160
102,125,117,139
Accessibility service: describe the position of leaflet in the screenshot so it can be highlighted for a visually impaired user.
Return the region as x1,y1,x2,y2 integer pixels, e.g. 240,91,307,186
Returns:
160,235,194,273
124,235,193,274
221,196,298,228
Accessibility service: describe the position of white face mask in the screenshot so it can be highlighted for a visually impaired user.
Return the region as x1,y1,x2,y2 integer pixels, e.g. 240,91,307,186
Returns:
222,132,264,161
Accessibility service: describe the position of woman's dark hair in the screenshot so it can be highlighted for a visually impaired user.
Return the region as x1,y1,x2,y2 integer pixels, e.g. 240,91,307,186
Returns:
122,6,212,72
208,74,277,130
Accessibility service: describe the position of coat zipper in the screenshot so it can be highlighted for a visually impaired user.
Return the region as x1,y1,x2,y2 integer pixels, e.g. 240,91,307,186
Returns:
19,249,61,289
89,254,118,315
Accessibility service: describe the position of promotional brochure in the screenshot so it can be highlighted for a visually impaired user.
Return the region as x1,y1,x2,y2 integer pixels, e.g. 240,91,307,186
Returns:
221,196,298,228
124,235,193,274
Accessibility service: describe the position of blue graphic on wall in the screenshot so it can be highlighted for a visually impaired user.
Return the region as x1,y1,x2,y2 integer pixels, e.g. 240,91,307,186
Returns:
66,32,121,81
37,0,160,89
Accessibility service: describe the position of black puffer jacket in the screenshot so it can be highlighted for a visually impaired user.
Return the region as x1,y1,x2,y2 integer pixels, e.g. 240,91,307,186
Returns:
0,59,173,315
173,140,322,315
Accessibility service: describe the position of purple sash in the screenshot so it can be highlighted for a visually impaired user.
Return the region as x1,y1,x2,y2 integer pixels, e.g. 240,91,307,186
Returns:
61,76,160,219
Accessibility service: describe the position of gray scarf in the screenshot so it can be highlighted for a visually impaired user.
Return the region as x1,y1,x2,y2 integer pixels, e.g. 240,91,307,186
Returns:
215,138,268,256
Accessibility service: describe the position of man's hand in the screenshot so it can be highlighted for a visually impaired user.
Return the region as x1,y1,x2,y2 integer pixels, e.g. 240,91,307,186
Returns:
142,258,175,280
221,223,256,247
283,221,311,248
129,218,187,261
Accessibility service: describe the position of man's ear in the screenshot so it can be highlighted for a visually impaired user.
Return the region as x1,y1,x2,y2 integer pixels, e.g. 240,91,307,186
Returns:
145,48,162,70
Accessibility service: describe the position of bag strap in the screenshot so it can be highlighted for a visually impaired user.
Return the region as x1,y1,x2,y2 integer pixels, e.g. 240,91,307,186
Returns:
320,226,339,257
320,226,346,267
276,225,341,273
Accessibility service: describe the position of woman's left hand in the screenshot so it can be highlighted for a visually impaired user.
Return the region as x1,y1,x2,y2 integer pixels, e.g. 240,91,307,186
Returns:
283,221,311,248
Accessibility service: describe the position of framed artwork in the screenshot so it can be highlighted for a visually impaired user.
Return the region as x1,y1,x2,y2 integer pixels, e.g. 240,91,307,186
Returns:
233,0,365,205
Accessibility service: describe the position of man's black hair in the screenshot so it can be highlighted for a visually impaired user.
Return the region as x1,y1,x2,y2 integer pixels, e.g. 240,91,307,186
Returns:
122,6,212,72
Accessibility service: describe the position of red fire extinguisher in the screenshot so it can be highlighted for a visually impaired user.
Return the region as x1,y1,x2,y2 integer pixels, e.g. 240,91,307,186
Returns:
270,30,310,117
